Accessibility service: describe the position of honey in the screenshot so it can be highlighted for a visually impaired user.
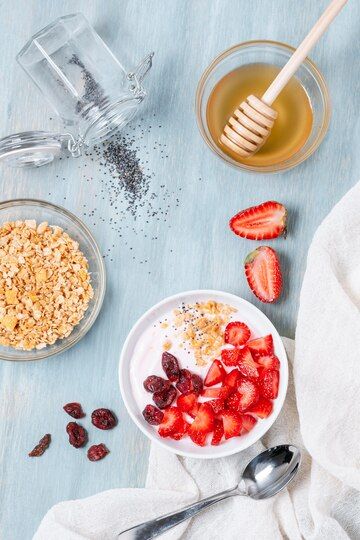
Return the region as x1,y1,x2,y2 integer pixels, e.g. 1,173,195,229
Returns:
206,63,313,167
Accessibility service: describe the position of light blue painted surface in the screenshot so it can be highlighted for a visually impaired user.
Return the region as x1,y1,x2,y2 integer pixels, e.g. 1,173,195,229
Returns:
0,1,359,538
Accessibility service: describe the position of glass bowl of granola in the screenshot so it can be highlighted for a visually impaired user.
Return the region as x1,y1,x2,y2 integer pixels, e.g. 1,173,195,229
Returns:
0,199,106,361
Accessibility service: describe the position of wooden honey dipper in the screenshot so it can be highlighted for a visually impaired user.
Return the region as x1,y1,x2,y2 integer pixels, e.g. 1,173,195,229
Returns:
221,0,348,158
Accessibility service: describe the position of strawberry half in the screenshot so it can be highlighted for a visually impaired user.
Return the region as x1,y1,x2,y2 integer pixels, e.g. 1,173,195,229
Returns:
224,368,241,388
158,407,183,438
256,354,280,371
224,321,251,347
221,348,242,367
237,347,259,378
248,398,273,418
259,369,279,399
240,414,257,434
222,410,243,439
244,246,282,303
188,403,214,447
204,359,226,387
177,392,197,413
211,418,224,446
229,201,287,241
247,334,274,357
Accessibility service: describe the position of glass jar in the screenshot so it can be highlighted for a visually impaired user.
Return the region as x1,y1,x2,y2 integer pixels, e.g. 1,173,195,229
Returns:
0,13,153,168
196,40,331,173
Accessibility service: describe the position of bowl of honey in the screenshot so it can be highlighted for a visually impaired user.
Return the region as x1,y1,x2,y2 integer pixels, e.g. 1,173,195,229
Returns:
196,40,331,173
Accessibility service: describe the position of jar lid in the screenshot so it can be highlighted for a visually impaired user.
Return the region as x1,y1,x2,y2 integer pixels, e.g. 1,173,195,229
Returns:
0,131,65,168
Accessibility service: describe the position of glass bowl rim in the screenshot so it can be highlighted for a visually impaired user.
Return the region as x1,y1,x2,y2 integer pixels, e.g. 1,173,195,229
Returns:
0,198,106,362
195,39,331,174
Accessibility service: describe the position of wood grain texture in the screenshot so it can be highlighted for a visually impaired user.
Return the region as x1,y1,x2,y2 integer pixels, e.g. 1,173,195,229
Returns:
0,0,359,538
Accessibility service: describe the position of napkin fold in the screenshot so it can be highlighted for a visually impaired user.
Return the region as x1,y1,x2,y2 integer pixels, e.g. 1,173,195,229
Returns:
35,182,360,540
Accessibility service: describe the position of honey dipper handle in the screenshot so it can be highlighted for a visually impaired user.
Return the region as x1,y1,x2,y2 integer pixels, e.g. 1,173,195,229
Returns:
262,0,347,105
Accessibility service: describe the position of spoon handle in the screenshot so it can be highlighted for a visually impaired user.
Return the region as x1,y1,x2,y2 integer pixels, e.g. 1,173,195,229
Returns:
117,486,239,539
262,0,347,105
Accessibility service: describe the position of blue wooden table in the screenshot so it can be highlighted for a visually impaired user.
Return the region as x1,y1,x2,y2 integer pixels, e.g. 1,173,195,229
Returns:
0,1,358,538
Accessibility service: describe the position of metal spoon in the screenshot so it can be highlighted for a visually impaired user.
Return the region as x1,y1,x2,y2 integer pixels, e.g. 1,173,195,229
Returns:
117,444,301,539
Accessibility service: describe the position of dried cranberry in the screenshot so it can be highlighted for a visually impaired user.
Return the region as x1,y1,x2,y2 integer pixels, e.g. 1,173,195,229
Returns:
87,443,109,462
66,422,87,448
28,434,51,457
176,369,193,393
143,375,171,393
63,402,85,419
91,408,117,430
153,385,177,409
142,404,164,425
162,352,180,382
191,374,203,395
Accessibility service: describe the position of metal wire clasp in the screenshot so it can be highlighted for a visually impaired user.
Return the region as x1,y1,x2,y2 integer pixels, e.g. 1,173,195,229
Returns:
127,52,154,98
64,133,83,158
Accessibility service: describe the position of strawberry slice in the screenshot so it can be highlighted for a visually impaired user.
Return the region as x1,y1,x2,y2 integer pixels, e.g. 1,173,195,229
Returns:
177,392,197,413
222,410,243,439
204,359,226,387
189,429,207,446
256,354,280,371
224,368,241,388
188,403,215,447
225,391,242,412
221,348,242,366
247,334,274,357
188,403,200,419
226,379,259,412
158,407,183,438
237,347,259,378
171,419,190,440
238,379,259,410
202,386,232,399
211,418,224,446
248,398,273,418
207,398,225,414
229,201,287,241
259,369,279,399
244,246,282,303
240,414,257,433
224,322,251,347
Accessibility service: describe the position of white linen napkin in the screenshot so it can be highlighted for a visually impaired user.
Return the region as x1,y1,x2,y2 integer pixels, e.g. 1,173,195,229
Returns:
34,182,360,540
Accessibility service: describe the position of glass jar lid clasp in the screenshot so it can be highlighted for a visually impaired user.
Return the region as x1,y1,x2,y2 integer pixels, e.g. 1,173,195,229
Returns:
127,52,154,98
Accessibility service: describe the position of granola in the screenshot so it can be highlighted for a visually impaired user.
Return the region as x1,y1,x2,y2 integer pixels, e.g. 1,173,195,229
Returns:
173,300,236,366
0,220,93,351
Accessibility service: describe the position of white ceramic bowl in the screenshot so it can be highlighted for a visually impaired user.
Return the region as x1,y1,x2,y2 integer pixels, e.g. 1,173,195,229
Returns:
119,290,288,459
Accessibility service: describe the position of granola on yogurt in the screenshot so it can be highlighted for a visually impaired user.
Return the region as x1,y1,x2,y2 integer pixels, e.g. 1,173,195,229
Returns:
173,300,236,366
0,220,93,351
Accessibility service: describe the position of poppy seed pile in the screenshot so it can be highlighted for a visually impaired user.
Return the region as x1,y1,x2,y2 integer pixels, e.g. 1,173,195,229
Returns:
50,114,195,267
78,118,183,264
94,134,154,217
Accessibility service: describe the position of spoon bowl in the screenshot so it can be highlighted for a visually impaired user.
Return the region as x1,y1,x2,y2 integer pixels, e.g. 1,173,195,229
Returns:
240,444,301,500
